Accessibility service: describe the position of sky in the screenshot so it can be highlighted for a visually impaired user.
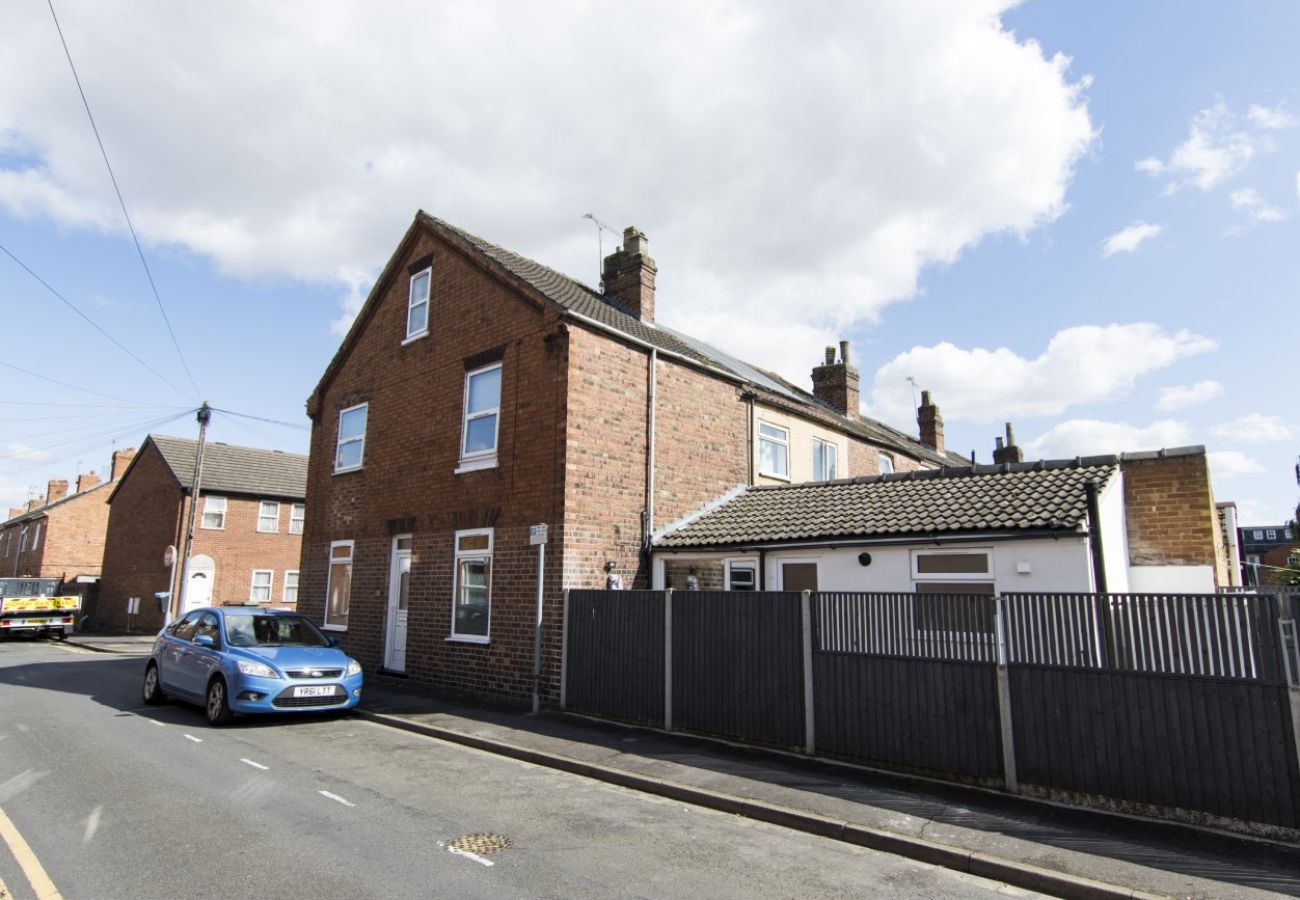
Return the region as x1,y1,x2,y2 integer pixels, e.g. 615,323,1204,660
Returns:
1,0,1297,526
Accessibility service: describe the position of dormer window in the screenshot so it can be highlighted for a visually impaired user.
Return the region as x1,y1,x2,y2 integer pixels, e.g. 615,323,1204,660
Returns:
406,267,431,340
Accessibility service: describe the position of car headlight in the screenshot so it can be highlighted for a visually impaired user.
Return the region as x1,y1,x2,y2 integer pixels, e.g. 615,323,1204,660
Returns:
346,659,362,677
237,660,277,678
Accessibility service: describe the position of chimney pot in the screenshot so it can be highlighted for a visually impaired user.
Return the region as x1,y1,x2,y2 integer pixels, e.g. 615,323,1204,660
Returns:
47,480,69,503
811,340,861,418
111,447,136,481
993,421,1025,464
839,340,850,366
824,346,836,365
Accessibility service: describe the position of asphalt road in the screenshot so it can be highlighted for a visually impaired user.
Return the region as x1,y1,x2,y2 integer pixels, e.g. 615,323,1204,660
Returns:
0,639,1043,899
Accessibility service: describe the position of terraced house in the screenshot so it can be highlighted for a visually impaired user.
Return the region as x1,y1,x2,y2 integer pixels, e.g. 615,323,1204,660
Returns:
299,211,966,706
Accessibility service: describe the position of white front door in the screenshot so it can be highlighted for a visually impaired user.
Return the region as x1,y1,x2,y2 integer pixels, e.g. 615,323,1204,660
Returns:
384,536,412,672
185,555,215,612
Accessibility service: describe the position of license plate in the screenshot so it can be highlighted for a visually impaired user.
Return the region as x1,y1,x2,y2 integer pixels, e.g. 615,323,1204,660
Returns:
294,685,335,698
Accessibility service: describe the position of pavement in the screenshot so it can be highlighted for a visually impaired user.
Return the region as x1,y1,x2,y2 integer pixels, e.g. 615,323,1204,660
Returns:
59,630,1300,900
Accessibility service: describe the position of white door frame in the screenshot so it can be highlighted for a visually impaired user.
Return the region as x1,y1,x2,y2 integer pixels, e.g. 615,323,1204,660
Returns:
185,555,216,612
384,535,412,672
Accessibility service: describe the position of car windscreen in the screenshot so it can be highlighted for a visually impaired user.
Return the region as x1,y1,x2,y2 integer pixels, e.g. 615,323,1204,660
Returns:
224,614,330,648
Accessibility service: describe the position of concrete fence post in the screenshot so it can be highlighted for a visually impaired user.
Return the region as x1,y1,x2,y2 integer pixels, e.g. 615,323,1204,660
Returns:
1277,605,1300,789
994,594,1019,794
560,589,570,710
801,589,815,756
664,588,674,733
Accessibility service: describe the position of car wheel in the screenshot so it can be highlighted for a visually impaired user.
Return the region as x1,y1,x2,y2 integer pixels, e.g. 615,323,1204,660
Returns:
142,662,167,705
205,677,234,726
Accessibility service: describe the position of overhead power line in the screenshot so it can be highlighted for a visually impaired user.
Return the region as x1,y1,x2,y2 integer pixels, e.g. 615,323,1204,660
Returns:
0,240,190,399
0,358,162,406
210,407,311,431
47,0,201,399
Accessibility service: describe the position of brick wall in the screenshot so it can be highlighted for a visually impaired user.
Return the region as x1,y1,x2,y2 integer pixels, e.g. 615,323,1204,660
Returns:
299,225,569,707
1122,449,1224,582
0,484,114,582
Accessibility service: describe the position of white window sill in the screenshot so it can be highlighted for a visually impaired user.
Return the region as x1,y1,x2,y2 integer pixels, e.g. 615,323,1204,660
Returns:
199,525,226,531
401,330,429,346
758,471,791,483
455,457,498,475
447,635,490,645
333,465,364,475
256,528,278,534
322,624,348,632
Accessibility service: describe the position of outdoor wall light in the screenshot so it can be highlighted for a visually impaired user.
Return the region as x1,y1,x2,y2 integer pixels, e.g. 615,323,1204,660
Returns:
857,552,872,566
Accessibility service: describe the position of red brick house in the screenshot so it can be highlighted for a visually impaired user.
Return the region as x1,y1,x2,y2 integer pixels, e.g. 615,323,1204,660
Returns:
97,434,307,632
0,448,135,583
299,212,965,706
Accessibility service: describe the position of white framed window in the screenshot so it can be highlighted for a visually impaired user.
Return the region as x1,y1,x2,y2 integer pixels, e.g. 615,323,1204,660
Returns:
878,453,895,475
458,363,502,472
335,403,368,473
1253,529,1265,540
201,495,227,530
283,570,299,604
451,528,492,642
249,570,273,603
758,422,789,479
725,559,757,591
257,501,280,533
324,540,353,630
911,549,993,581
1266,529,1277,541
289,503,306,535
813,438,838,482
406,267,431,340
912,549,995,636
31,523,41,550
18,526,28,554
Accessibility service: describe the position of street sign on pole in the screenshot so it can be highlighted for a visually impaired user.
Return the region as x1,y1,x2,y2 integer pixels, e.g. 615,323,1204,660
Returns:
530,524,548,546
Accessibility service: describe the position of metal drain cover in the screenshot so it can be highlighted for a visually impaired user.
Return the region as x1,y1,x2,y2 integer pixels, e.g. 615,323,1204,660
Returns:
446,833,512,855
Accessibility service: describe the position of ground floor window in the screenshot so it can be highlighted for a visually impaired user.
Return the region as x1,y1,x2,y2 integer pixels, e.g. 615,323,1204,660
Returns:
283,570,299,604
249,570,273,603
325,541,353,629
452,529,492,641
912,549,995,634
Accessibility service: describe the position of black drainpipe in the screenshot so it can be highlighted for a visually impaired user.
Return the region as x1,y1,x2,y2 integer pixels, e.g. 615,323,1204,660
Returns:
1084,479,1107,593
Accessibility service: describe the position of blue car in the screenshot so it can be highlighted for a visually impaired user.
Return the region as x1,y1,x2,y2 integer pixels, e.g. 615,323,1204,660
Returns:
142,606,363,725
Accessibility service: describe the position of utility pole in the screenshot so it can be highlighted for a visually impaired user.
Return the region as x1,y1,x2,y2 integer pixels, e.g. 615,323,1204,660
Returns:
173,403,212,622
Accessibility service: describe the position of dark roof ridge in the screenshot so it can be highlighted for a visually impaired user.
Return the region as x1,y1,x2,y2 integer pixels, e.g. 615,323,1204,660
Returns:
742,454,1123,492
148,432,308,460
3,478,113,524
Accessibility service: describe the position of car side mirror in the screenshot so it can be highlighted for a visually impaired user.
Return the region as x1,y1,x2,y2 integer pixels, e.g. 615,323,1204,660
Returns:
325,636,339,648
194,634,216,648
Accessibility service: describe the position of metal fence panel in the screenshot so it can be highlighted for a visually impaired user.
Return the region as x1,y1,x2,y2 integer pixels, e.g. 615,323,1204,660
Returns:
564,590,664,725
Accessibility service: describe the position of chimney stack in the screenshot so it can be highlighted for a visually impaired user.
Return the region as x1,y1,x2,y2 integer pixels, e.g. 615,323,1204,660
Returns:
111,447,136,481
917,390,945,453
25,496,46,513
992,423,1024,464
76,471,101,493
47,480,69,503
8,507,23,520
601,227,657,323
811,341,860,418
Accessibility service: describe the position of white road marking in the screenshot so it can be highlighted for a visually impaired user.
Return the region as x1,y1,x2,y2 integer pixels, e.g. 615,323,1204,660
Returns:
83,805,102,844
184,734,202,743
447,846,495,867
240,759,269,771
149,720,165,728
318,790,354,807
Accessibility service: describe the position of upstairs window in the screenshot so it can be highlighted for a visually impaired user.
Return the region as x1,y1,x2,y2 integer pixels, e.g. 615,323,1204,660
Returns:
1266,529,1277,541
878,453,895,475
31,523,41,550
289,503,306,535
18,526,28,554
1253,529,1265,540
257,501,280,533
758,423,789,479
201,496,227,530
406,267,431,340
335,403,368,473
459,363,501,471
813,438,838,482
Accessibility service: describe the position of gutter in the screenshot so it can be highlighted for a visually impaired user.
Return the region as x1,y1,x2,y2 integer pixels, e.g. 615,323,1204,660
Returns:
643,349,658,571
1084,480,1108,593
560,308,747,387
655,528,1085,555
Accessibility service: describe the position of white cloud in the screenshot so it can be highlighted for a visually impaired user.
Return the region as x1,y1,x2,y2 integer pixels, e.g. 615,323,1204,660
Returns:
1156,380,1223,411
1,443,54,463
1229,187,1286,223
1102,221,1162,257
1208,450,1265,479
0,1,1094,349
1025,419,1193,459
1139,101,1276,192
869,323,1215,424
1247,103,1297,130
1212,413,1296,443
